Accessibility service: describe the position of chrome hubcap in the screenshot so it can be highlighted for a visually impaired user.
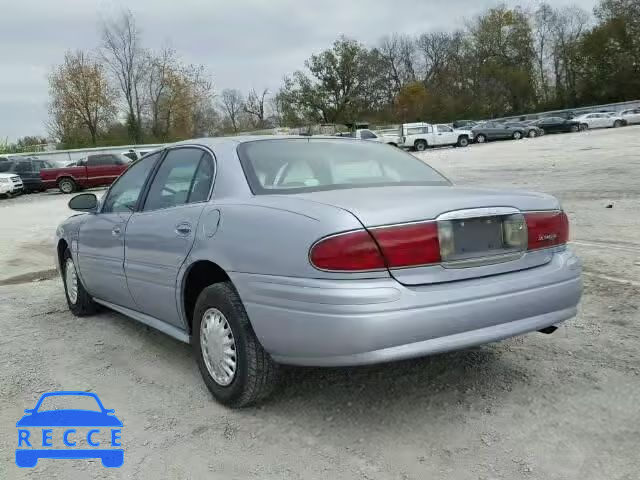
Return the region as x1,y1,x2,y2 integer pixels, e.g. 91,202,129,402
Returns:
200,308,237,386
65,258,78,304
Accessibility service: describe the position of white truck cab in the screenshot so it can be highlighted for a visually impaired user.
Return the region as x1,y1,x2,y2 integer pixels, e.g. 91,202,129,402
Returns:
399,122,471,151
351,129,400,146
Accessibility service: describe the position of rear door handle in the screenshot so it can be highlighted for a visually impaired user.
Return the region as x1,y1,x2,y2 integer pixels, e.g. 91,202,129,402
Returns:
175,222,192,236
112,226,122,236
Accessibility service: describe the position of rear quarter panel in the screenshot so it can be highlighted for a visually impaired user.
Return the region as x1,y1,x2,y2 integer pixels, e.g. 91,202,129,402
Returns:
186,196,383,280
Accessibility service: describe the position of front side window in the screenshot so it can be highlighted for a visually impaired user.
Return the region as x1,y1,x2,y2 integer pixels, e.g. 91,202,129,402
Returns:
360,130,377,139
238,138,450,195
436,125,453,133
143,148,213,211
102,152,161,213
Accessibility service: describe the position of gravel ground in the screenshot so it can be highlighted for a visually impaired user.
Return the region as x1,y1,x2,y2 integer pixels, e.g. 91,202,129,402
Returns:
1,126,639,479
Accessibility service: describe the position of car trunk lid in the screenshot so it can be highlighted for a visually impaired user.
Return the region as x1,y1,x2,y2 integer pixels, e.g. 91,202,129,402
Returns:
293,186,562,285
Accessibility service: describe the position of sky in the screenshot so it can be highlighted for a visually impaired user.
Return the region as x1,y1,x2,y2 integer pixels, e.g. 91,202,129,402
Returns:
0,0,598,142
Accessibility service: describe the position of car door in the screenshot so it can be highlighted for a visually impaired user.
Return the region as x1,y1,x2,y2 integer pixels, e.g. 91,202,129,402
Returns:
77,152,161,309
435,124,457,145
124,147,215,327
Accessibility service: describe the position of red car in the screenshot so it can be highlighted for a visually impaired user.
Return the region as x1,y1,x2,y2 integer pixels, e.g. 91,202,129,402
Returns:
40,154,130,193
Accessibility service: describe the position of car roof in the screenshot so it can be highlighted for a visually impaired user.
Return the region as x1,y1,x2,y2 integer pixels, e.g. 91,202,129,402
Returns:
170,135,364,149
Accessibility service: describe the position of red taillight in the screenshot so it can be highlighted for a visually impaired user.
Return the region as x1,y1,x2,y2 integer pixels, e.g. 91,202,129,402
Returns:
370,222,441,268
525,211,569,250
310,230,385,271
309,222,441,271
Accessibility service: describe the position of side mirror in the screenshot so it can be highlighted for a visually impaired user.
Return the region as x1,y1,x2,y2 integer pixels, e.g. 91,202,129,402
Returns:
69,193,98,212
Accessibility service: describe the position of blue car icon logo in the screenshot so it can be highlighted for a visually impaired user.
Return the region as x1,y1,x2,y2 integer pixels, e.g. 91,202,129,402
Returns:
16,391,123,468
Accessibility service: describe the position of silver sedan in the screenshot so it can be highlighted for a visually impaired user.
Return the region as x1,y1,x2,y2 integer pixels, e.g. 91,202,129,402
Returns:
55,137,582,407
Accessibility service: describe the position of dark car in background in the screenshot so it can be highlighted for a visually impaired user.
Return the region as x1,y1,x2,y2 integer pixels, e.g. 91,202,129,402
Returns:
471,121,525,143
3,157,55,192
531,117,582,134
453,120,478,129
506,121,544,138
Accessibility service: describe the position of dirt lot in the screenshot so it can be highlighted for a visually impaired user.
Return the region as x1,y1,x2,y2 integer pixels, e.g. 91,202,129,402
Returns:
1,126,639,479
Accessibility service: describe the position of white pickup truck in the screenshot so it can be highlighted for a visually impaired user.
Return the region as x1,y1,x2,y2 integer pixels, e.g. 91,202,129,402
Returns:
337,129,401,147
398,122,472,151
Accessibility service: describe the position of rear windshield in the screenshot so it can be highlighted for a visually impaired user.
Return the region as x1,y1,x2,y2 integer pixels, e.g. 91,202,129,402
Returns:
238,138,450,194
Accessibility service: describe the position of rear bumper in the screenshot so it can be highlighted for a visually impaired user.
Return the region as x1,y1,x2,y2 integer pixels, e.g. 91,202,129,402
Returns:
231,249,582,366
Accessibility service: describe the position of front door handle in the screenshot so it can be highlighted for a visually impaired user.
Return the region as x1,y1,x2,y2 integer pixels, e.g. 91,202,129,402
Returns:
175,222,192,236
112,225,122,236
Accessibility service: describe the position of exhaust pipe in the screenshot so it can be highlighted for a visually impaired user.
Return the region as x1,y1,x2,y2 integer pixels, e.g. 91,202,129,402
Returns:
538,326,558,335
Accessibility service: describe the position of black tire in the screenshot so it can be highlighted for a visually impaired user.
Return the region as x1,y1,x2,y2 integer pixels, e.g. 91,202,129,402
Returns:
613,120,622,128
579,124,588,131
457,136,469,147
512,130,523,140
414,139,428,151
62,248,97,316
475,134,487,144
570,124,580,133
193,282,280,408
528,129,537,138
58,177,77,194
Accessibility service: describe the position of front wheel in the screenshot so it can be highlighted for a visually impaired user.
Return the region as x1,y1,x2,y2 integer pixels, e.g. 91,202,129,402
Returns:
579,124,588,131
193,282,280,408
528,129,537,138
62,249,97,316
613,120,622,128
512,131,522,140
457,136,469,147
475,134,487,144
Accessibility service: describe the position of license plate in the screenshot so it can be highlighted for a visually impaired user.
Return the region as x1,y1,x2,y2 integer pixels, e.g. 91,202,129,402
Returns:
451,216,504,256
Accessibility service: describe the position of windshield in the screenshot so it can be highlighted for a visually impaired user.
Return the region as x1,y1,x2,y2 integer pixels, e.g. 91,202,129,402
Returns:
238,138,450,194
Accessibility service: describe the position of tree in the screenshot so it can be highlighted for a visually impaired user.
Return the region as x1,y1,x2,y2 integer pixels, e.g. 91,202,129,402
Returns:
394,82,431,122
549,6,590,107
244,88,269,128
468,7,538,116
145,49,215,141
282,37,384,124
101,9,147,142
377,34,417,102
533,3,557,104
219,89,244,133
48,50,116,145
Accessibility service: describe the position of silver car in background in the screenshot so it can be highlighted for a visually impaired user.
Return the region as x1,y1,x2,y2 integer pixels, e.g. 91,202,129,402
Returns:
55,137,582,407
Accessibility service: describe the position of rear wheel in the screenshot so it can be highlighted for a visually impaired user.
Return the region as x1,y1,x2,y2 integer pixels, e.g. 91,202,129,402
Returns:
193,282,280,408
528,129,537,138
475,134,487,144
414,139,428,151
58,177,77,194
579,124,588,131
457,136,469,147
570,124,580,133
62,249,97,316
613,120,622,128
512,131,522,140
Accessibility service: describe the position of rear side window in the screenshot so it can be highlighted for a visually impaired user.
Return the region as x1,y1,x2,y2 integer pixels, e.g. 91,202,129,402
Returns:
88,154,126,166
143,148,214,211
238,138,450,195
12,161,33,173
